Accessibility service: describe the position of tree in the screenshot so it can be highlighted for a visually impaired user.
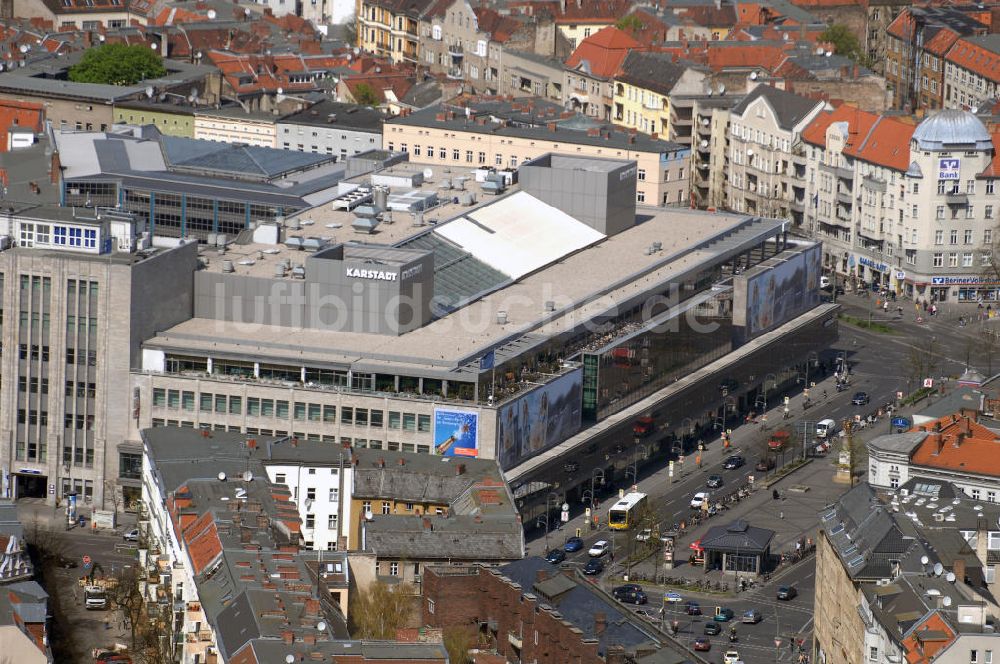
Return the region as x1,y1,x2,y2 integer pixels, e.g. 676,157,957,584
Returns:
906,337,940,393
820,24,863,63
106,566,145,649
68,44,167,86
104,480,124,521
344,14,359,47
353,82,381,107
443,626,474,664
349,580,416,638
615,15,644,33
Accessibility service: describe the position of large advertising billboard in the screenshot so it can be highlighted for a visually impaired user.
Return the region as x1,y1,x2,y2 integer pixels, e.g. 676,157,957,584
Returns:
497,367,584,469
433,409,480,457
741,246,821,338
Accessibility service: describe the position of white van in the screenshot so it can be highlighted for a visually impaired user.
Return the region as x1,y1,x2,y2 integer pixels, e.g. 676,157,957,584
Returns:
816,419,837,439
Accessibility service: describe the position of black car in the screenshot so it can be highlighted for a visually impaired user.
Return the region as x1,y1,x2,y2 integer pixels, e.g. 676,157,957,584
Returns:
613,584,647,604
704,622,722,636
777,585,798,601
706,474,724,488
685,601,702,615
545,549,566,564
723,455,745,469
583,558,604,575
852,391,870,406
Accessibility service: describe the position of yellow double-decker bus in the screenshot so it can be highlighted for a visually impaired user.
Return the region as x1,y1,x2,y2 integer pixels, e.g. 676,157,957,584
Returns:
608,492,648,530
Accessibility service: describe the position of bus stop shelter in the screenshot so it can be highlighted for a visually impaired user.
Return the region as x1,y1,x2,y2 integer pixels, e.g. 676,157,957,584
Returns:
699,519,774,576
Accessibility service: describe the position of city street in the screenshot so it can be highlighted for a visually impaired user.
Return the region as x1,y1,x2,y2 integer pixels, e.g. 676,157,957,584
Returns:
523,291,984,662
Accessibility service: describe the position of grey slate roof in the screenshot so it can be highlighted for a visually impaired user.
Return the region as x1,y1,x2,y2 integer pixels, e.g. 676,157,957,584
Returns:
616,52,691,97
279,99,384,133
699,519,774,553
161,135,332,179
731,84,822,131
364,514,523,560
867,431,928,456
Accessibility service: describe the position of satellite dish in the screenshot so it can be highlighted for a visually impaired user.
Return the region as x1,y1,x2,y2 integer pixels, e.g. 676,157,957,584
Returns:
816,46,824,55
375,66,382,73
972,106,980,114
98,34,106,42
701,117,710,126
717,83,725,95
747,148,754,156
145,86,154,98
423,168,434,179
920,555,930,565
943,596,953,607
277,87,284,95
353,46,361,55
934,562,944,576
749,71,758,81
242,471,253,482
217,472,227,481
245,7,252,16
364,510,374,521
17,44,27,54
285,656,295,664
700,139,708,148
825,51,832,57
207,9,217,19
150,42,158,50
317,621,327,631
946,572,956,583
187,95,195,103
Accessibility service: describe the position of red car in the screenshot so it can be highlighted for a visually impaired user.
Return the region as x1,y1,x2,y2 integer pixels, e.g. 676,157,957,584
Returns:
693,638,712,651
633,416,655,437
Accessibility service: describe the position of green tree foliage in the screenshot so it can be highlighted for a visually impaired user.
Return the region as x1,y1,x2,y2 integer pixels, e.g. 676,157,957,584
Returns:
68,44,167,86
353,82,381,107
820,24,863,63
615,15,644,33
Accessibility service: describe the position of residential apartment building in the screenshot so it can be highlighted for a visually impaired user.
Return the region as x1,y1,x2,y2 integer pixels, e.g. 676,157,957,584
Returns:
384,97,691,206
884,7,986,111
0,206,197,510
10,0,147,29
419,0,517,93
564,26,641,122
113,101,197,139
611,52,707,138
691,95,740,210
725,85,826,227
943,34,1000,111
498,50,565,102
356,0,432,64
193,107,279,148
276,100,383,159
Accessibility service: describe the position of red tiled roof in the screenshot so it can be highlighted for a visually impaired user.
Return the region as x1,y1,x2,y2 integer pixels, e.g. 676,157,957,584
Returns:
182,511,223,575
552,0,632,24
902,613,956,664
909,413,1000,477
978,132,1000,177
0,100,41,152
801,104,914,171
474,7,522,43
566,26,642,79
923,27,960,56
946,36,1000,84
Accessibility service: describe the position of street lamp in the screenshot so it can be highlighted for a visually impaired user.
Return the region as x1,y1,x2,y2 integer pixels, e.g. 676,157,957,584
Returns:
590,468,605,510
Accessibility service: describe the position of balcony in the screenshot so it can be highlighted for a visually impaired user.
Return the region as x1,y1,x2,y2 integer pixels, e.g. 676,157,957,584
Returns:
790,200,805,213
945,192,969,206
508,631,523,648
863,175,887,192
836,191,854,206
446,67,464,80
447,43,463,57
820,162,854,180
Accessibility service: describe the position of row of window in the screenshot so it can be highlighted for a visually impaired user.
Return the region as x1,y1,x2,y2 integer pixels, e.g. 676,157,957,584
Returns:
934,228,992,245
149,419,433,454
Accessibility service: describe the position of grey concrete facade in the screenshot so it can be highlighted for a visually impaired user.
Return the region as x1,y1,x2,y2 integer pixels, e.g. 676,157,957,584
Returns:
518,154,637,236
0,207,197,509
194,244,435,335
276,101,384,160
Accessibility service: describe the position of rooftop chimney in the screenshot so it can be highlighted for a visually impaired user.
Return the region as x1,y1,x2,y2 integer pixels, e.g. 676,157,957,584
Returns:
953,558,967,584
594,612,607,636
398,457,405,466
422,517,433,531
536,569,550,583
379,458,385,469
281,630,294,644
456,463,466,476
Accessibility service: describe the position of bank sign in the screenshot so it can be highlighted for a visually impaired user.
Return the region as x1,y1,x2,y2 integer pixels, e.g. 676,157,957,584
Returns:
938,158,960,180
931,276,1000,286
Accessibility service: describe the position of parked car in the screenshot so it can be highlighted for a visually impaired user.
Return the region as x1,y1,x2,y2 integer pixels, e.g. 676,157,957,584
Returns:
613,584,646,604
741,609,762,624
583,558,604,575
693,638,712,652
564,537,584,553
685,601,702,615
852,391,870,406
777,585,798,601
724,650,742,664
713,608,735,622
767,430,791,450
816,418,837,439
545,549,566,564
690,492,710,509
636,528,652,542
588,540,610,557
704,622,722,636
123,528,139,542
706,475,724,489
723,455,745,469
663,591,683,603
755,457,776,472
634,609,655,621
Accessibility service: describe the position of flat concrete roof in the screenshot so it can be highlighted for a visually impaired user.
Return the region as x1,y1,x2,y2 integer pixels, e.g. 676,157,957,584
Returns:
148,206,777,373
